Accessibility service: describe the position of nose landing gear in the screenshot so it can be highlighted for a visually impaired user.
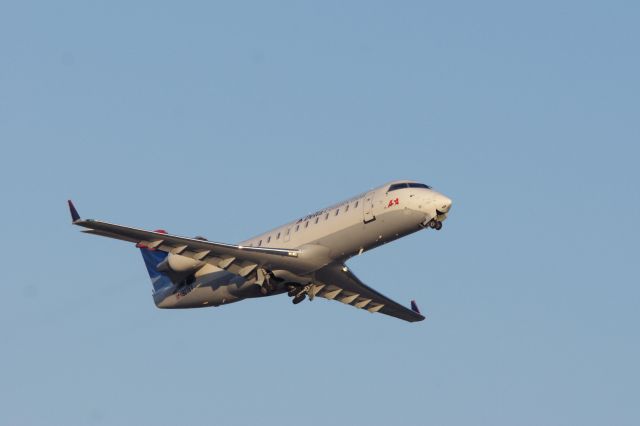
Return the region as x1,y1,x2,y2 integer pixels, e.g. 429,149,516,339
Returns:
423,219,443,230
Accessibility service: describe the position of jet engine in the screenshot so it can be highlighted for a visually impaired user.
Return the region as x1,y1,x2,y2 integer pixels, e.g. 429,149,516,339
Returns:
157,253,205,274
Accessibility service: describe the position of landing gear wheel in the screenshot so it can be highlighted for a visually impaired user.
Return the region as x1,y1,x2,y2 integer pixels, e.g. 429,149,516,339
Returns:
292,293,306,304
429,220,437,229
435,221,442,230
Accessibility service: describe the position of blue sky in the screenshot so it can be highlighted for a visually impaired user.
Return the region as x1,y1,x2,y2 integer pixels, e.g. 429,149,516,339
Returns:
1,1,639,425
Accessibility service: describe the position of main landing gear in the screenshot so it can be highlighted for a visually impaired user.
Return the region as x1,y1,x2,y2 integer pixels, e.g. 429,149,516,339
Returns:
256,269,282,295
288,284,313,304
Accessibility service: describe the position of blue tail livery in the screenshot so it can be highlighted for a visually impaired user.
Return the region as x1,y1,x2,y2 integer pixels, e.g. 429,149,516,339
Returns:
140,249,174,294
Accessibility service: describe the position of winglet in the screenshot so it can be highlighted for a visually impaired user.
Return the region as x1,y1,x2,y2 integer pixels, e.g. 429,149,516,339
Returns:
68,200,81,222
410,300,421,315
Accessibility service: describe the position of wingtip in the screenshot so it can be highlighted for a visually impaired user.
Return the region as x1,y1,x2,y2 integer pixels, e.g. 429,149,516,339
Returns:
410,300,421,315
68,200,81,222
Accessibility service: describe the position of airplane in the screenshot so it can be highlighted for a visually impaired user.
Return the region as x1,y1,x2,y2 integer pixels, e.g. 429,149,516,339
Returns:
69,180,452,322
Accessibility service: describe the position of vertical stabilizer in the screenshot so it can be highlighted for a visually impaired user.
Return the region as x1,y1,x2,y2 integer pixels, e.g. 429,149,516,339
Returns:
140,249,174,294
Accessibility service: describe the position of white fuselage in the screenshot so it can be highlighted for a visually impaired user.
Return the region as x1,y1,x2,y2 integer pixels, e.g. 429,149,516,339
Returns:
241,181,451,255
155,181,452,308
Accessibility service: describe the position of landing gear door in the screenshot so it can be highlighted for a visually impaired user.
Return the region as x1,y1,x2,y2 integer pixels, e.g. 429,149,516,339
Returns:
363,191,376,223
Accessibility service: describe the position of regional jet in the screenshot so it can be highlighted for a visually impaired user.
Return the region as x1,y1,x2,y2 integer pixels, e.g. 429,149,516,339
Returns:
69,180,452,322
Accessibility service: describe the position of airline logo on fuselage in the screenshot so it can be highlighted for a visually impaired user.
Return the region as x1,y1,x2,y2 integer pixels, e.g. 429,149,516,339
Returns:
387,198,400,208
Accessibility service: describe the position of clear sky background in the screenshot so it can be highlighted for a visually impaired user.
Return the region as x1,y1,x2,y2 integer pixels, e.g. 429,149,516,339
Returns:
1,1,638,425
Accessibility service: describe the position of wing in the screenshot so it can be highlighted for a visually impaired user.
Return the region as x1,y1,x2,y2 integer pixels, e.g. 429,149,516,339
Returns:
68,201,300,277
312,263,425,322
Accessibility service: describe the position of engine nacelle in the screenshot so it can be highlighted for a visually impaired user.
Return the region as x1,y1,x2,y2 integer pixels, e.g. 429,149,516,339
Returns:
157,253,204,274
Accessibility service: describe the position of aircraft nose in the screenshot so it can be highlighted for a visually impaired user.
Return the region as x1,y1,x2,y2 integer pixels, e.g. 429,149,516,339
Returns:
437,195,452,213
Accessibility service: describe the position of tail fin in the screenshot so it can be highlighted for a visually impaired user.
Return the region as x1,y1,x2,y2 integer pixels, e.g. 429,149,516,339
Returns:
140,249,174,294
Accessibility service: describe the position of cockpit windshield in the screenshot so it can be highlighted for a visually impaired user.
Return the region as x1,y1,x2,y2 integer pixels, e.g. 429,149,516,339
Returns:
408,183,432,189
388,182,432,192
